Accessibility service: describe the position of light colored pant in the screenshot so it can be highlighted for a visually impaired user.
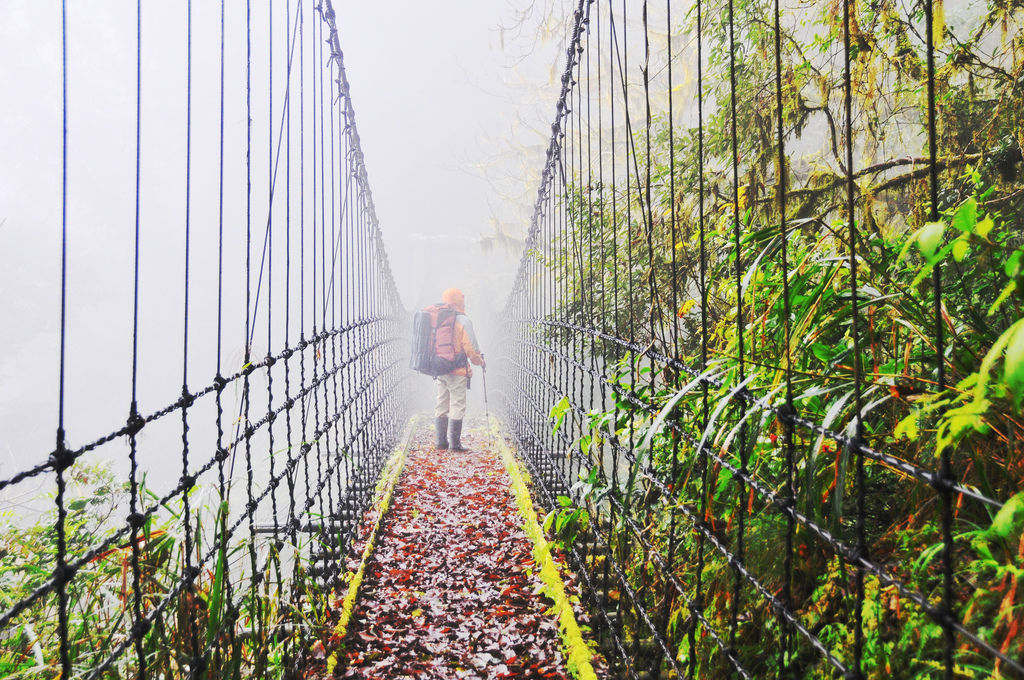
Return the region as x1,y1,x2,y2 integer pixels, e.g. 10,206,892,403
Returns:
434,374,468,419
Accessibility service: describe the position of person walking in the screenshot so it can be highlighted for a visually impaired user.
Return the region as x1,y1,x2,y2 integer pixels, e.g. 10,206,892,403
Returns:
434,287,485,452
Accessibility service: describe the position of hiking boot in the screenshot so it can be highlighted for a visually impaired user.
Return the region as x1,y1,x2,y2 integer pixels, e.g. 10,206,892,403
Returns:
435,416,449,450
449,419,467,452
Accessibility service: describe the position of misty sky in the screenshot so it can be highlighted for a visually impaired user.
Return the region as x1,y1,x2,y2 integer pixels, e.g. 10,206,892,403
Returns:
335,1,570,312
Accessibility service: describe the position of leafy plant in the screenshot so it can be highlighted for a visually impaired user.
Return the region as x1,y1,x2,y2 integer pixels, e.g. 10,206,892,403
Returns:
0,461,327,680
530,0,1024,673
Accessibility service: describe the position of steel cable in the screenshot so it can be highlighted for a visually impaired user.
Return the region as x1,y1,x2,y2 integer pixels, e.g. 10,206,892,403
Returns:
496,1,1024,677
3,4,410,678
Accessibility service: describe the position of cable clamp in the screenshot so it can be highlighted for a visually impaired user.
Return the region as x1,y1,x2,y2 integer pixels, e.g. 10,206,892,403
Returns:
934,605,958,628
265,354,276,368
126,412,145,437
180,474,196,492
53,562,79,586
215,447,230,463
50,443,76,474
931,473,955,493
181,388,195,408
183,565,201,581
127,512,146,530
213,374,228,392
131,619,152,639
190,656,208,673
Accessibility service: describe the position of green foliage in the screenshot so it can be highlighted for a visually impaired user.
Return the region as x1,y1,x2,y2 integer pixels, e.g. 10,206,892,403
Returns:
0,461,327,679
549,396,572,434
537,0,1024,674
543,495,591,549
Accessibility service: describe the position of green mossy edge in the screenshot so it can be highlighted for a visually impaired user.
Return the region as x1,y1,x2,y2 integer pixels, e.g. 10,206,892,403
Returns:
325,416,416,675
490,415,600,680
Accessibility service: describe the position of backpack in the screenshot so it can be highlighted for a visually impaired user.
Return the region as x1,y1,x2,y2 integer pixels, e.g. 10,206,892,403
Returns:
410,303,468,377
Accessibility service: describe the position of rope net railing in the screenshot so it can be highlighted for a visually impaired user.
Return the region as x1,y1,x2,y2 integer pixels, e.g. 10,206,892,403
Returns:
497,0,1024,678
1,2,410,679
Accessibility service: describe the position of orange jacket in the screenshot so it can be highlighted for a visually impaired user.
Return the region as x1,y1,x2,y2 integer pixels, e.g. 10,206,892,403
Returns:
450,317,483,377
443,288,484,377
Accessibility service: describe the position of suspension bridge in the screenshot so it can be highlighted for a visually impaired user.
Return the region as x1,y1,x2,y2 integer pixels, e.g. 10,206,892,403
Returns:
2,0,1023,679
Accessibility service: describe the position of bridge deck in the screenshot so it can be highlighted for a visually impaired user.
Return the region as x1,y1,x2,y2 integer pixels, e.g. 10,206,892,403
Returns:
321,418,602,680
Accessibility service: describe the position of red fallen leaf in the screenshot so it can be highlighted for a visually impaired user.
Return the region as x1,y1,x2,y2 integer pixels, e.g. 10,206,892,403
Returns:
325,437,585,680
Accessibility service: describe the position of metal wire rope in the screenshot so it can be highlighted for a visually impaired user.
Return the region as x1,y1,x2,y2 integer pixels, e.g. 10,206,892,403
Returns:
496,0,1024,677
4,3,410,678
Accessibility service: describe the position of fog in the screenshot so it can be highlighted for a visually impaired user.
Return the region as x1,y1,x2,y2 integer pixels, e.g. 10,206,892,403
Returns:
0,0,572,513
334,2,574,309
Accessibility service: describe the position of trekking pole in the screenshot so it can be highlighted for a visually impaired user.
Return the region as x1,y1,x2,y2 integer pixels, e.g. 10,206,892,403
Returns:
481,354,490,419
